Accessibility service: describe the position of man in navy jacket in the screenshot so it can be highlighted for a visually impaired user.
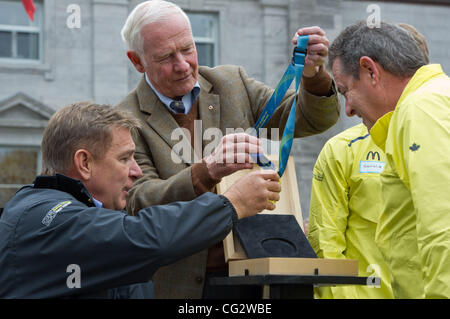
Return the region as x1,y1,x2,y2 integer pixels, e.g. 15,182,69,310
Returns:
0,102,281,298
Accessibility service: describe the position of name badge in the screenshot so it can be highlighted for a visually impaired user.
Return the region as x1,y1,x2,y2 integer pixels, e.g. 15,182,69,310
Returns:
359,161,385,174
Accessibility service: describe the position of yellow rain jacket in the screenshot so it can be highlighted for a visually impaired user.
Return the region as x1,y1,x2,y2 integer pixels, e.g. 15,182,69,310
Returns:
371,64,450,299
309,123,394,299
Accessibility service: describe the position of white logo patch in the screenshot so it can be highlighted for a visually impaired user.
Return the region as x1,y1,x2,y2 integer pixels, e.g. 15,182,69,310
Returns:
42,200,72,226
359,161,385,174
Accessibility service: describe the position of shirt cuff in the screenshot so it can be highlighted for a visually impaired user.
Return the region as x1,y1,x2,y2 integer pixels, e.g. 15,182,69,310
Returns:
218,194,239,226
191,160,222,196
301,65,334,97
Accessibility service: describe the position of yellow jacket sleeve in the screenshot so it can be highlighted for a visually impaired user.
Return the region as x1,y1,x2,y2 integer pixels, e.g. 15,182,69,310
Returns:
309,140,358,299
390,96,450,298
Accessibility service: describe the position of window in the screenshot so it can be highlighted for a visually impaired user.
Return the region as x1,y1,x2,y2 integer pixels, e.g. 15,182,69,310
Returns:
0,146,41,207
187,12,219,67
0,0,43,62
0,92,52,208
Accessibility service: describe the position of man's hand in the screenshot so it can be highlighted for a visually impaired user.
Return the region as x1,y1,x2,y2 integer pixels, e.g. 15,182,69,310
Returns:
223,170,281,219
204,133,262,181
292,26,330,78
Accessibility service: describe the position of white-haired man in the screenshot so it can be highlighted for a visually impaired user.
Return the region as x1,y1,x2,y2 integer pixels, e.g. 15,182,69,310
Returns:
117,0,340,298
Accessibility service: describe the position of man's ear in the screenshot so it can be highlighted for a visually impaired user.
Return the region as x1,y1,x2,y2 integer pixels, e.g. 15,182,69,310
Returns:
72,149,93,181
127,51,145,73
359,56,380,86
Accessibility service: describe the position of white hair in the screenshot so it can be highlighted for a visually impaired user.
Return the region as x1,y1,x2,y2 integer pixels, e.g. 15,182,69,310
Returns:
121,0,191,56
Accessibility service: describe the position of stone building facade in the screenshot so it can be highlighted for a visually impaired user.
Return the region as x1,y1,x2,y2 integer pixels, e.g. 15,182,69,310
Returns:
1,0,449,219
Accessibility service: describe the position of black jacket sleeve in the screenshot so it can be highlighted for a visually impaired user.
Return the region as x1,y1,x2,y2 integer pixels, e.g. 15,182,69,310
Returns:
0,191,237,298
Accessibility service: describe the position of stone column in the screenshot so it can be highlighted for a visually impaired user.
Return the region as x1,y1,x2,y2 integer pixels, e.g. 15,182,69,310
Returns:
92,0,130,105
288,0,344,221
260,0,290,88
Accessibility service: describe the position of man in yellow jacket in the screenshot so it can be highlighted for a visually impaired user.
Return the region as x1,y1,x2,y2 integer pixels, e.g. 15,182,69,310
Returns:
309,24,429,299
309,123,393,298
328,21,450,298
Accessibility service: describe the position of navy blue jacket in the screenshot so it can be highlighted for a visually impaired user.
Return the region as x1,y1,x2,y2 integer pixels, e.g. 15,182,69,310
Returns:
0,174,238,298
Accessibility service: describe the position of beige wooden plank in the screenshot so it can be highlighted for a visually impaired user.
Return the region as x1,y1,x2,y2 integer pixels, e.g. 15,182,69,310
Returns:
229,258,358,277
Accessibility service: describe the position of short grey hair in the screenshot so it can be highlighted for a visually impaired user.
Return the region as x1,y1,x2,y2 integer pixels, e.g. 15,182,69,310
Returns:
328,20,428,79
41,102,141,176
121,0,192,56
397,23,430,64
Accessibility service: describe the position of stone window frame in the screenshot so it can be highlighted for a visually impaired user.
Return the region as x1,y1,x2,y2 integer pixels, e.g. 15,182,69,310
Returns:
0,0,55,81
0,0,43,61
186,11,220,67
0,92,53,206
0,146,42,204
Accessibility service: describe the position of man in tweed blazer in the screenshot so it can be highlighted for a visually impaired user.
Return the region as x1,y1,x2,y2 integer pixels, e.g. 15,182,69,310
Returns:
117,1,340,298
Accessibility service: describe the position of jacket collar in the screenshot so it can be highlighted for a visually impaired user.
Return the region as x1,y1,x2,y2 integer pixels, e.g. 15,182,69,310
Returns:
371,64,445,152
370,111,394,152
33,174,96,207
397,64,444,106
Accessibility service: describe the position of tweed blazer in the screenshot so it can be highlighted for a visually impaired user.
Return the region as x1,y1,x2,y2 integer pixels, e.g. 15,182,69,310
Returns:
116,65,340,298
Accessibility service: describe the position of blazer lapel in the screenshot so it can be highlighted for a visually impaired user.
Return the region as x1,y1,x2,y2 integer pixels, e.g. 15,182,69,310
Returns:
136,77,185,155
198,74,221,150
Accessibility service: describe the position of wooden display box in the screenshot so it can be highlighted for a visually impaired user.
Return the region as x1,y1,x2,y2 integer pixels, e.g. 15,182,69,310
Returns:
216,155,303,262
217,155,358,277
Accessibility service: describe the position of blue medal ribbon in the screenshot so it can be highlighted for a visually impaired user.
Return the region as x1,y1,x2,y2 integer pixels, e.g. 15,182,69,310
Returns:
252,35,308,177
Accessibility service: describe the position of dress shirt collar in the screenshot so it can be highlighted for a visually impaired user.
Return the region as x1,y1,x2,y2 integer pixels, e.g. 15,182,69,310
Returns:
145,73,200,114
92,197,103,208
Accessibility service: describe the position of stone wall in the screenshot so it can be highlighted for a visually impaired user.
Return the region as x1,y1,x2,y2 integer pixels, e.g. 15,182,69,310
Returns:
1,0,449,219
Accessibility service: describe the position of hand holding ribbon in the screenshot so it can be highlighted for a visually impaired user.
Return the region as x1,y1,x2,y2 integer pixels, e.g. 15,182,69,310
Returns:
293,26,329,78
251,35,309,177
